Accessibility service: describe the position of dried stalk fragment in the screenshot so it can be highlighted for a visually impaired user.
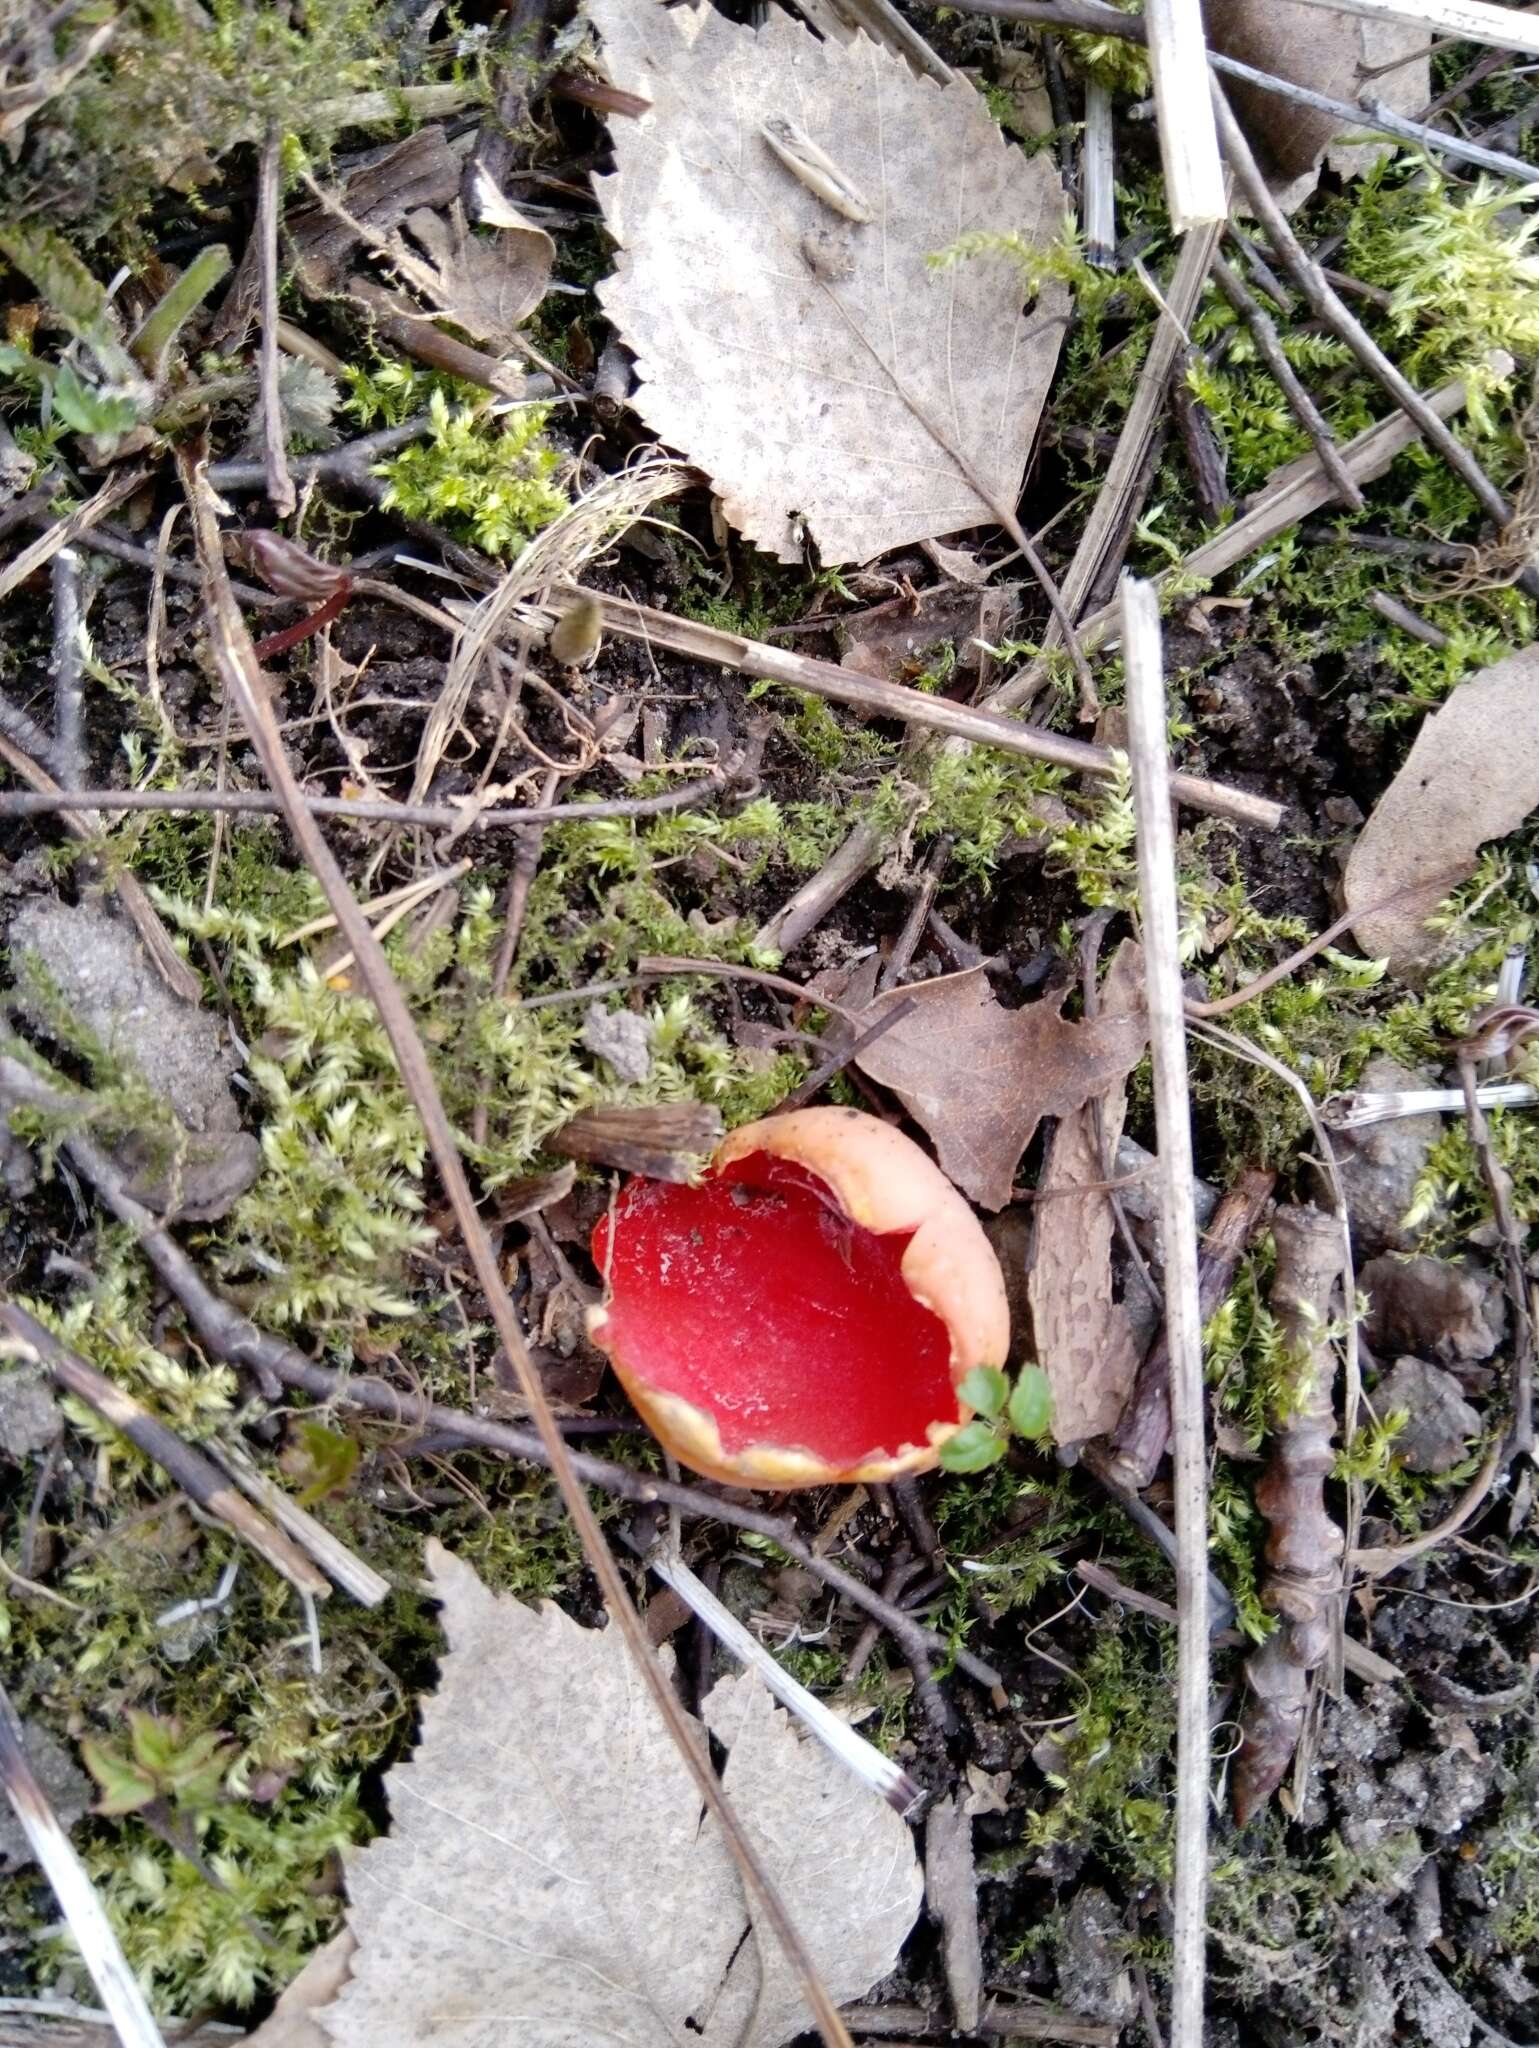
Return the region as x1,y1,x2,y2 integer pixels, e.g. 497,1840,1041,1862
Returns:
1233,1205,1346,1824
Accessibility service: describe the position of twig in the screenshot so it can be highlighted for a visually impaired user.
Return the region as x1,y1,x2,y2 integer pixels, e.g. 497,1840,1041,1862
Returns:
0,734,204,1006
648,1551,920,1813
1119,574,1208,2048
0,1679,166,2048
1210,254,1364,514
636,955,865,1020
1367,590,1450,647
0,774,731,833
1210,82,1539,604
1282,0,1539,57
0,686,73,784
1144,0,1226,229
1324,1079,1537,1128
562,586,1283,831
203,1438,391,1607
345,277,533,399
48,548,85,791
0,469,147,606
0,1305,329,1599
756,818,888,955
780,996,920,1111
256,129,296,520
1350,1442,1505,1576
1102,1165,1277,1491
206,413,434,491
1167,349,1231,525
192,461,855,2048
1082,80,1116,269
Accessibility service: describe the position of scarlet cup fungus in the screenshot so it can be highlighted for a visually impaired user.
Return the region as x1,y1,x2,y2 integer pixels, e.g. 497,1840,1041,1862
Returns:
588,1107,1010,1488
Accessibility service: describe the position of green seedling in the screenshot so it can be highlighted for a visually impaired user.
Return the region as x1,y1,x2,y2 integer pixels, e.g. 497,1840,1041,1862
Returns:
941,1363,1055,1472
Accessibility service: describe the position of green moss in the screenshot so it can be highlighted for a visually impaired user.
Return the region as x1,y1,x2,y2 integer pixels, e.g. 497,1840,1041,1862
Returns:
10,0,448,238
373,391,569,557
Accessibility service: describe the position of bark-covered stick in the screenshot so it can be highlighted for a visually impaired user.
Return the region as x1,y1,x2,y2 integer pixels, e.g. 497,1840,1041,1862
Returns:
1119,573,1210,2048
0,1679,166,2048
1232,1205,1345,1825
1282,0,1539,56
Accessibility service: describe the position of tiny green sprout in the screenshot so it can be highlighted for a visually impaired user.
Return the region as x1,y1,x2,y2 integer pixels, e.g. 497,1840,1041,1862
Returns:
1008,1365,1053,1439
290,1420,360,1507
940,1419,1008,1474
959,1365,1009,1418
81,1712,235,1817
941,1364,1055,1472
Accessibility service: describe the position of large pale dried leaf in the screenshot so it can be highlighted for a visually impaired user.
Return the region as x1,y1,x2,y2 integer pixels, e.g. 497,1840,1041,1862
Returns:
853,968,1148,1210
1344,643,1539,979
1208,1,1429,209
587,0,1069,565
318,1543,920,2048
1026,942,1147,1446
378,201,554,348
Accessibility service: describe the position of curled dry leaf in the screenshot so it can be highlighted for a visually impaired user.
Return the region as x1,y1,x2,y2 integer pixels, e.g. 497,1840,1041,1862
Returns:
1344,642,1539,979
1027,941,1148,1447
587,0,1069,565
315,1544,922,2048
1207,0,1429,208
377,201,554,349
852,967,1148,1211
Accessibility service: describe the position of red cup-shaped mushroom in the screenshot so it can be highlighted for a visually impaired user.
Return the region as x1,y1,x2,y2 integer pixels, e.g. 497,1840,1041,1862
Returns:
587,1106,1010,1488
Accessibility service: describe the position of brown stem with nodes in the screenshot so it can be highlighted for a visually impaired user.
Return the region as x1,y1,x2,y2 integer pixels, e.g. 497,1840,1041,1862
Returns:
1233,1205,1345,1825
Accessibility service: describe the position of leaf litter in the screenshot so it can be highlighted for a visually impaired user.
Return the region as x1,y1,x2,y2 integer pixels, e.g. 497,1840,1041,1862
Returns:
851,966,1149,1211
587,0,1069,564
312,1544,921,2048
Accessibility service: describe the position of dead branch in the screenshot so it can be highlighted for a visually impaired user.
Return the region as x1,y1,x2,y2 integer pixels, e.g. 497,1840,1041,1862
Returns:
1144,0,1225,230
48,548,86,792
1120,574,1210,2048
0,773,732,834
1232,1205,1346,1826
558,584,1283,831
1209,254,1363,514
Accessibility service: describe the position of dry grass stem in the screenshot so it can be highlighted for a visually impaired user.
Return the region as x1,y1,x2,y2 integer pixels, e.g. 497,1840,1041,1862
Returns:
1118,574,1209,2048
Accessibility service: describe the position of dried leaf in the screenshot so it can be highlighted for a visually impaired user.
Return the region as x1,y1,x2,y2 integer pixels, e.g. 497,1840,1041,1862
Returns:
289,128,463,296
1344,643,1539,979
852,968,1147,1210
374,201,554,348
549,1102,726,1180
1208,1,1429,208
317,1544,921,2048
588,0,1068,565
245,1934,357,2048
1027,942,1147,1446
839,583,1015,686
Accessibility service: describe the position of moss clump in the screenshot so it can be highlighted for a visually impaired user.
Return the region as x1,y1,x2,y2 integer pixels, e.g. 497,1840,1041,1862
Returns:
372,392,570,557
10,0,443,238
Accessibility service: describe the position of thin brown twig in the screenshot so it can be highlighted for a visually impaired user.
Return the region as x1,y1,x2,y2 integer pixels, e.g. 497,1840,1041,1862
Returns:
1209,254,1364,514
1209,82,1539,603
1457,1053,1535,1459
0,775,731,834
256,129,296,520
780,996,920,1112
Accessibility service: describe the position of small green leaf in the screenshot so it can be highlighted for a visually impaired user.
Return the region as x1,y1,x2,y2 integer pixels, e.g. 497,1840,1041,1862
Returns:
958,1365,1008,1419
293,1420,359,1507
939,1420,1007,1473
80,1737,158,1816
1007,1365,1053,1440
